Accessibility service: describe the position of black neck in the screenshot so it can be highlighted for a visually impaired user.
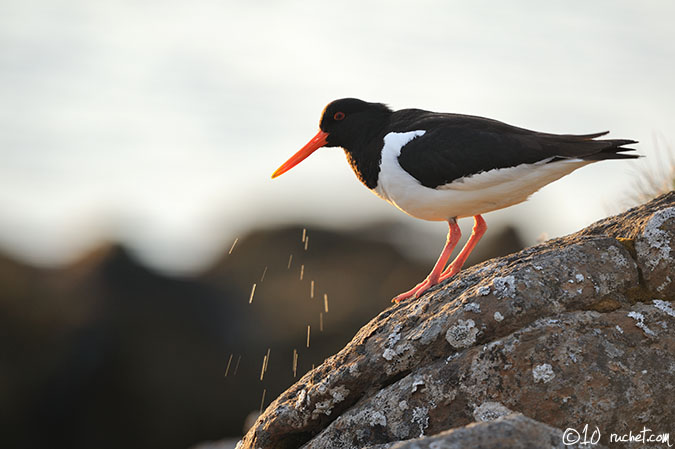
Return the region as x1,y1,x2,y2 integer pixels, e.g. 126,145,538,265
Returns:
341,111,391,189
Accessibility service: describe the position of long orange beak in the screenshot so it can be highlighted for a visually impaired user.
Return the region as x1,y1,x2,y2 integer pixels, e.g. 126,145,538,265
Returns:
271,130,329,179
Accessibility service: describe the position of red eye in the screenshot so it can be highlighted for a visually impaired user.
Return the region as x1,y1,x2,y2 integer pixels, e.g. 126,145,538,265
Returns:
333,111,345,121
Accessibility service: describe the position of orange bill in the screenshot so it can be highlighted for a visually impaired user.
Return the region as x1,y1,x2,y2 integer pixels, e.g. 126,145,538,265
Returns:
271,130,329,179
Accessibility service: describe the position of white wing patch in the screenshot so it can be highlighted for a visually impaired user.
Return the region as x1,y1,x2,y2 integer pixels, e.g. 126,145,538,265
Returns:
373,130,426,203
437,158,587,191
374,131,592,221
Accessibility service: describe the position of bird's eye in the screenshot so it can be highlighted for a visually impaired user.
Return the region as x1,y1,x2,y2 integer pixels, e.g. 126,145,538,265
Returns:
333,112,345,121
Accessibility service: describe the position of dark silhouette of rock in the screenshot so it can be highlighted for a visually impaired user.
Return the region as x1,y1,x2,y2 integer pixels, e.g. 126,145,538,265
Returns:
3,220,523,449
240,192,675,449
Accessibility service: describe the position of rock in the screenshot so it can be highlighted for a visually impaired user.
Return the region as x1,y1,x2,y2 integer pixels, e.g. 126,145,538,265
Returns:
364,413,608,449
240,192,675,449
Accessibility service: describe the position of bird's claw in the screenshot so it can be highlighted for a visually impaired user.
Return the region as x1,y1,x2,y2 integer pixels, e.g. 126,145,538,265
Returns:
392,278,437,303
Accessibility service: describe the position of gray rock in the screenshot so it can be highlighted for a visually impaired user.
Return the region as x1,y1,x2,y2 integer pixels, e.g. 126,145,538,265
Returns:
364,413,608,449
240,192,675,449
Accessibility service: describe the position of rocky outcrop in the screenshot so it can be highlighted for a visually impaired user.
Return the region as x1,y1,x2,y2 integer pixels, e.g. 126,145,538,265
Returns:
240,192,675,449
366,413,609,449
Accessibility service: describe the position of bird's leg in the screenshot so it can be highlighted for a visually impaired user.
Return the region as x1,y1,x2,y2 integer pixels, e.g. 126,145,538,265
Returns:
439,215,487,281
392,219,461,303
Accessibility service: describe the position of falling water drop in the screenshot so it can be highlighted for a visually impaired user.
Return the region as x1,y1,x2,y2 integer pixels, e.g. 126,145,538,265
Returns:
249,284,257,304
224,353,233,377
259,389,267,414
228,237,239,255
233,355,242,376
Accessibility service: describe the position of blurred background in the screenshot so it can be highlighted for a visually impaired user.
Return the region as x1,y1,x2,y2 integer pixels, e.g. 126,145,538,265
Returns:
1,1,674,448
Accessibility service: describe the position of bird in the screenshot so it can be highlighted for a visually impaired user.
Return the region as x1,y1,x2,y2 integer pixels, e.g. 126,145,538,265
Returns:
271,98,638,303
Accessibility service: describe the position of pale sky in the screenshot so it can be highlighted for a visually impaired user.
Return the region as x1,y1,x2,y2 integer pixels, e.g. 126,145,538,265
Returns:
1,0,674,272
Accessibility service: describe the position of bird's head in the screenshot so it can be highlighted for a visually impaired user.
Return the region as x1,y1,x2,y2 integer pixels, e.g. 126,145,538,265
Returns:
271,98,391,179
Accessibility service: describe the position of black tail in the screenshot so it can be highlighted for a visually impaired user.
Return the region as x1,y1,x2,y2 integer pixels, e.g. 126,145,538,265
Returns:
546,132,639,162
581,137,640,161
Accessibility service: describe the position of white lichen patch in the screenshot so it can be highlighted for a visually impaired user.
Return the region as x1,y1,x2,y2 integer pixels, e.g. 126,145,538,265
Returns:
477,285,491,296
637,207,675,270
575,273,585,282
295,389,309,409
386,324,403,347
382,341,414,365
532,363,555,383
411,377,425,393
383,349,396,361
346,408,388,432
493,311,504,322
311,385,350,419
615,325,624,334
473,401,513,422
445,353,461,363
492,275,517,299
383,323,410,361
399,400,408,411
657,276,672,292
368,410,387,427
653,299,675,318
411,406,429,437
607,245,630,268
330,385,349,403
445,319,479,349
628,311,657,337
464,302,481,313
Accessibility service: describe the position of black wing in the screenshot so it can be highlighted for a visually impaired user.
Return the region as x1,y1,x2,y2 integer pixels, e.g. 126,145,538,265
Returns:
393,110,638,189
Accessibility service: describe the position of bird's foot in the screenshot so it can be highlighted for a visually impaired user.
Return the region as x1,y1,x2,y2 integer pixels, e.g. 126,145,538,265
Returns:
392,277,438,303
439,263,461,282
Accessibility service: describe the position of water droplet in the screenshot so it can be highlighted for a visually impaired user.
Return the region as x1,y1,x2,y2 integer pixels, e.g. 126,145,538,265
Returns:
224,353,233,377
259,388,267,414
228,237,239,255
249,283,257,304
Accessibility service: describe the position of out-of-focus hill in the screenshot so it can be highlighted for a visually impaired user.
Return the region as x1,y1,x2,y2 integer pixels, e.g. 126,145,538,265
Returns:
0,222,523,449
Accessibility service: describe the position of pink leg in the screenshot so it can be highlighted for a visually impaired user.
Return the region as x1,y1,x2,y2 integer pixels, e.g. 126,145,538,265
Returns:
392,219,461,303
439,215,487,281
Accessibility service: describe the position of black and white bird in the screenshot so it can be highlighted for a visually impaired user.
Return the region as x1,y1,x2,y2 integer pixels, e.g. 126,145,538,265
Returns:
272,98,638,303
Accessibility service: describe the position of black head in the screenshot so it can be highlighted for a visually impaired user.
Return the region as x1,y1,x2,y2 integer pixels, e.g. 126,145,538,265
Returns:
271,98,391,179
319,98,392,148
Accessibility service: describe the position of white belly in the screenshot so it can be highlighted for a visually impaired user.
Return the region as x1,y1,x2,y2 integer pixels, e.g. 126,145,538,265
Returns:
373,130,591,221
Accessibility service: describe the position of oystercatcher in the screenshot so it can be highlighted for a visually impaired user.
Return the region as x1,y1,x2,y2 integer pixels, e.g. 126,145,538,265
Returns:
272,98,638,303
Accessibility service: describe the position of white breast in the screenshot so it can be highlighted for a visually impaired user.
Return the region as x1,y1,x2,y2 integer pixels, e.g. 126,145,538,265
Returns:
373,130,591,221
